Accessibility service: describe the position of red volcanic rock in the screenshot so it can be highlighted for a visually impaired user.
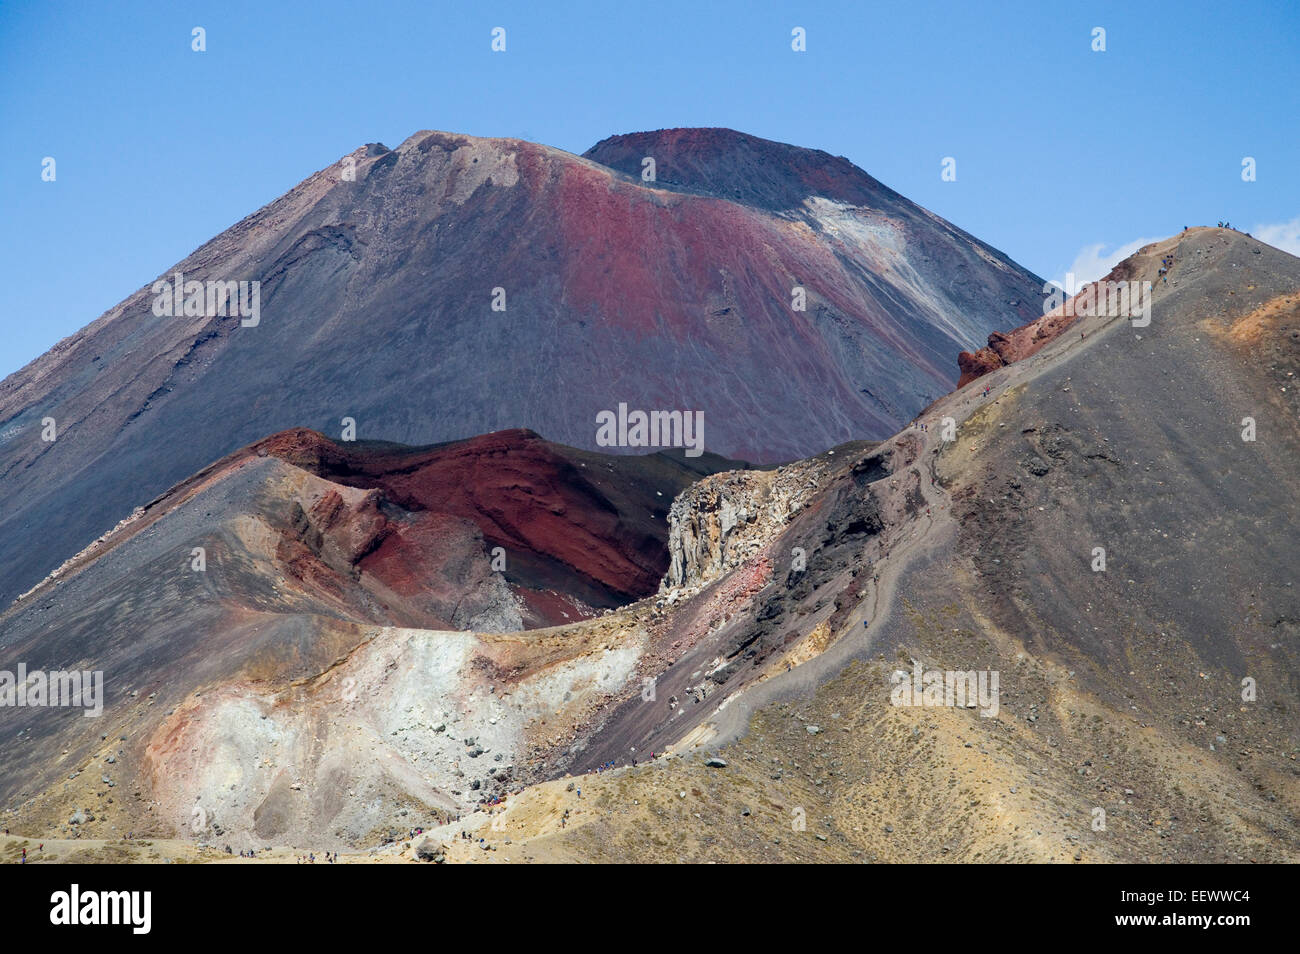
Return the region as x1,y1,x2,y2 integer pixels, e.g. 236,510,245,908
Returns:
356,508,522,626
957,346,1005,387
307,488,388,565
986,330,1016,361
246,427,743,618
957,305,1082,387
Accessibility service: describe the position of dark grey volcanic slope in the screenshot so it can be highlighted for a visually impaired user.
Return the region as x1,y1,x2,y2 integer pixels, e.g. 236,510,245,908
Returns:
0,128,1043,609
555,230,1300,863
584,127,1039,336
585,126,904,210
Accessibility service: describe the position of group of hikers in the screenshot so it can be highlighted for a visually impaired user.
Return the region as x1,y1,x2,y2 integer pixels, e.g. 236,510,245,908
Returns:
568,749,662,777
295,851,337,864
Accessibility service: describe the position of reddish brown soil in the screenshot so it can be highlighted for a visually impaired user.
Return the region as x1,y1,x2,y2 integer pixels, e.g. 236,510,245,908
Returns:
957,302,1080,387
246,427,735,614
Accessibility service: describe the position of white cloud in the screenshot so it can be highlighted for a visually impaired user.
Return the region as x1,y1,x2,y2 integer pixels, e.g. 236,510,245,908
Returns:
1052,237,1162,289
1251,216,1300,257
1050,220,1300,291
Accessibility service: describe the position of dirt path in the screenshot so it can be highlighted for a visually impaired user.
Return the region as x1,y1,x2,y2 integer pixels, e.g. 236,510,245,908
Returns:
698,293,1135,750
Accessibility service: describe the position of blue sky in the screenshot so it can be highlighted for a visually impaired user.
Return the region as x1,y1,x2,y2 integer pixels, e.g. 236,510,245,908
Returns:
2,0,1297,379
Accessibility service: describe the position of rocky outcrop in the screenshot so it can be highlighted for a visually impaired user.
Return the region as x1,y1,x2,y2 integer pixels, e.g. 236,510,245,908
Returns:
662,455,838,593
289,488,388,572
663,473,771,591
957,309,1081,386
956,342,1006,385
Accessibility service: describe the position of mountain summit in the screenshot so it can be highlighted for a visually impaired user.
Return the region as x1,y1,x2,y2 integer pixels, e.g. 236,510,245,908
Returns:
584,127,905,211
0,127,1042,608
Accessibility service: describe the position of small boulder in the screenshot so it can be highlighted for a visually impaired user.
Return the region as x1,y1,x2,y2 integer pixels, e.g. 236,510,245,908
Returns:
415,839,444,863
